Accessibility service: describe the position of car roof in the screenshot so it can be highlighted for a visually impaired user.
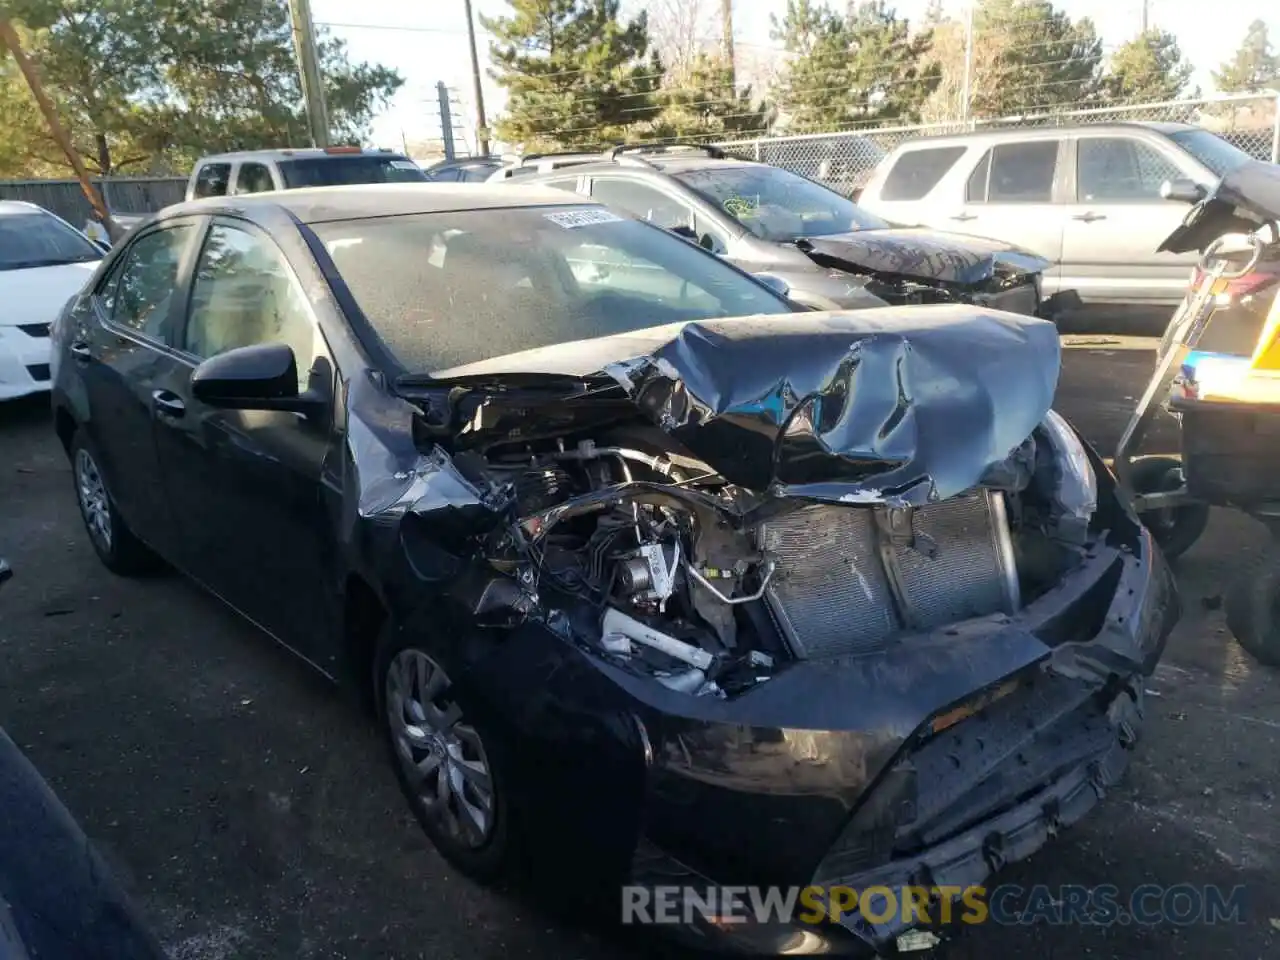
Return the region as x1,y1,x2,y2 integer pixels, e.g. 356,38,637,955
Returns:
195,148,411,164
156,182,604,225
892,120,1200,149
0,200,46,216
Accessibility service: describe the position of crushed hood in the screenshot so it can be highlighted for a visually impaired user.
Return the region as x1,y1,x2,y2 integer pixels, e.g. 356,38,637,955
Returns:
420,305,1061,506
795,228,1050,287
1159,159,1280,254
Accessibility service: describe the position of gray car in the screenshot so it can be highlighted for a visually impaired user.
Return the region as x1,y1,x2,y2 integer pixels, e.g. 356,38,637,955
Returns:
857,122,1260,312
490,144,1052,315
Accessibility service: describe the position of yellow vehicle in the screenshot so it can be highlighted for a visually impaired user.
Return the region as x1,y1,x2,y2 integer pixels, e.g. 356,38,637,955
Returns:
1114,159,1280,664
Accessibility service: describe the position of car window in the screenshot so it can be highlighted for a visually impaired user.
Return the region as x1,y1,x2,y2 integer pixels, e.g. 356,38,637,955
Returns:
590,178,694,231
426,167,459,182
0,211,102,270
1077,138,1182,202
673,164,889,241
540,177,580,193
965,150,991,203
193,163,231,199
1166,129,1253,178
104,225,195,342
312,206,793,373
879,147,965,201
183,224,319,388
277,156,427,188
970,141,1059,203
235,162,276,195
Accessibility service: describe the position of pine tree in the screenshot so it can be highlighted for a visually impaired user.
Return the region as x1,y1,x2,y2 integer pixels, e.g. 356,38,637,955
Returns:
649,52,770,139
1213,19,1280,94
482,0,661,150
1100,29,1194,104
769,0,936,132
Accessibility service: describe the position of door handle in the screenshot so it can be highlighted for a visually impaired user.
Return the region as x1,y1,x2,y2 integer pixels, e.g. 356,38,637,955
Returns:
69,341,92,362
1072,212,1107,223
950,212,977,222
151,390,186,418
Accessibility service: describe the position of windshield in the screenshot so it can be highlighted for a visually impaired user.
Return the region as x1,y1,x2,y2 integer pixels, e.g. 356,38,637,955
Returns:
278,155,428,188
1167,129,1254,178
313,206,793,372
0,212,102,270
673,165,889,242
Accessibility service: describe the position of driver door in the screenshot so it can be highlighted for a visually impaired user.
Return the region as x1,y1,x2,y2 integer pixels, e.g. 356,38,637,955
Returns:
151,218,341,664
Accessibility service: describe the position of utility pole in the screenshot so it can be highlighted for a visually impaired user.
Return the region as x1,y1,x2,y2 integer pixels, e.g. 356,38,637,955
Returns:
960,1,975,125
437,82,456,162
287,0,330,147
721,0,735,83
1141,0,1149,33
0,18,118,239
462,0,489,157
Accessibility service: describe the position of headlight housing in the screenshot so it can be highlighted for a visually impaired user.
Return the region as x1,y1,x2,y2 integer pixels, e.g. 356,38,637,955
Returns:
1040,410,1097,540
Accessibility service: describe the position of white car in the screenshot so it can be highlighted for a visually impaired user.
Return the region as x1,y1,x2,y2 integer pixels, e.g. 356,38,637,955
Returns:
0,201,105,401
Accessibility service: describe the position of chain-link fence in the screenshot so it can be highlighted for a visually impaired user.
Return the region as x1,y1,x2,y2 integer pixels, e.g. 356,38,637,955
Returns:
0,176,187,227
717,91,1280,194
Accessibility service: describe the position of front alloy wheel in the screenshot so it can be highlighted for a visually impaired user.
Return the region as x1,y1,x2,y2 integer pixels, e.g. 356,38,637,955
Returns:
386,650,496,851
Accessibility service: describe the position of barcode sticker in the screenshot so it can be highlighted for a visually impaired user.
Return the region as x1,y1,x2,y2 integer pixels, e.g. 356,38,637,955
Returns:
543,209,624,229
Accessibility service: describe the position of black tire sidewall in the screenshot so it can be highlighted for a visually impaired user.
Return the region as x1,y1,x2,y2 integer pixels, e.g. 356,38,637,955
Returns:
372,623,513,881
69,433,137,573
1227,546,1280,667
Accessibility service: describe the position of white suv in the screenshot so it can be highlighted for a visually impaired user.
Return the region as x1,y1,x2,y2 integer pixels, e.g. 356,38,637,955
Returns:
858,122,1258,312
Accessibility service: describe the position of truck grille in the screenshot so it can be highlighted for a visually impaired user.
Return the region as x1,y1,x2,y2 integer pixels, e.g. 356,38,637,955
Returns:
756,491,1019,659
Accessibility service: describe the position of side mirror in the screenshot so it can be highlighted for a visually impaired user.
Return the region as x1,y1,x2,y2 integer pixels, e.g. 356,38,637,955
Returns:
753,273,791,298
191,342,324,416
1161,178,1207,204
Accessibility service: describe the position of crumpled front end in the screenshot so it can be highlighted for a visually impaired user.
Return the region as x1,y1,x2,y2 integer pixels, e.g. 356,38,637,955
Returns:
794,229,1050,316
351,306,1178,955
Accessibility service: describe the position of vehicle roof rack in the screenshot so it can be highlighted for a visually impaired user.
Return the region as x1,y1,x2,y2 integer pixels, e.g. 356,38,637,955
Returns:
604,142,727,161
514,151,601,168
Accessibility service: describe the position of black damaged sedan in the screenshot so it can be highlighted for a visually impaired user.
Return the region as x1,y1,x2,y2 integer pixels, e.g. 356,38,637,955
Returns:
49,184,1178,955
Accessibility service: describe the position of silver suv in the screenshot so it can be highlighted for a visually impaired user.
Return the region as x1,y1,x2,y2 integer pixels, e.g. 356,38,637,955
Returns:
858,123,1259,312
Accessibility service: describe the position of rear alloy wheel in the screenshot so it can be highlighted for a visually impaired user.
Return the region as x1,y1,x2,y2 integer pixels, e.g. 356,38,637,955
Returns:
1128,455,1210,561
377,637,512,881
70,435,161,576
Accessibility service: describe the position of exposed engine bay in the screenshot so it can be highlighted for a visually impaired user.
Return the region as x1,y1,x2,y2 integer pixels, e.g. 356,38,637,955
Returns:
461,409,1096,701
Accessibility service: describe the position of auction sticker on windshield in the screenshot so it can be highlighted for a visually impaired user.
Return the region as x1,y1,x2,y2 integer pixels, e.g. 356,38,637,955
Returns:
544,209,625,229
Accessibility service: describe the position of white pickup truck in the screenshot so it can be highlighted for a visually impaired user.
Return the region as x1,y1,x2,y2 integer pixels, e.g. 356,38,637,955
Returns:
88,147,428,243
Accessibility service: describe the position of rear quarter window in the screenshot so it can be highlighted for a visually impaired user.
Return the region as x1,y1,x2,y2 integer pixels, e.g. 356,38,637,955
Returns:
878,147,965,201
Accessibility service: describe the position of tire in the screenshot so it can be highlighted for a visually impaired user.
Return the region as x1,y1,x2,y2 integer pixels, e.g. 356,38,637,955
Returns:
373,626,516,882
69,433,162,576
1127,455,1210,561
1226,543,1280,667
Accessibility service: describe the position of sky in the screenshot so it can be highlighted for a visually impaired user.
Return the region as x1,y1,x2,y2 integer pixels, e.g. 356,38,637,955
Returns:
308,0,1279,152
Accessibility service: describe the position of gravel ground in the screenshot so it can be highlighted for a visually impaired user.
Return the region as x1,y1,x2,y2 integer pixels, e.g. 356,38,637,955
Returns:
1,334,1278,959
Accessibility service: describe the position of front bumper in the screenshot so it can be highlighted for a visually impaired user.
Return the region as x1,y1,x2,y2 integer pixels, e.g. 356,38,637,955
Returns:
624,526,1178,955
0,324,52,401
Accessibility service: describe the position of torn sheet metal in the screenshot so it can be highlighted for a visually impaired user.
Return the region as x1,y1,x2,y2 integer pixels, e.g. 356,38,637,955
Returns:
1159,159,1280,254
605,306,1061,504
426,305,1061,506
796,228,1050,287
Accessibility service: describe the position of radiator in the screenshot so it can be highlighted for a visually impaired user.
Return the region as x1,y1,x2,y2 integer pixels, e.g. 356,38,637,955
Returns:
756,491,1019,660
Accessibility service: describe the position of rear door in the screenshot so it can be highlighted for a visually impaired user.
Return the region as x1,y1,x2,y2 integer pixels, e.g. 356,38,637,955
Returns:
954,138,1069,295
1060,133,1200,306
71,220,203,559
